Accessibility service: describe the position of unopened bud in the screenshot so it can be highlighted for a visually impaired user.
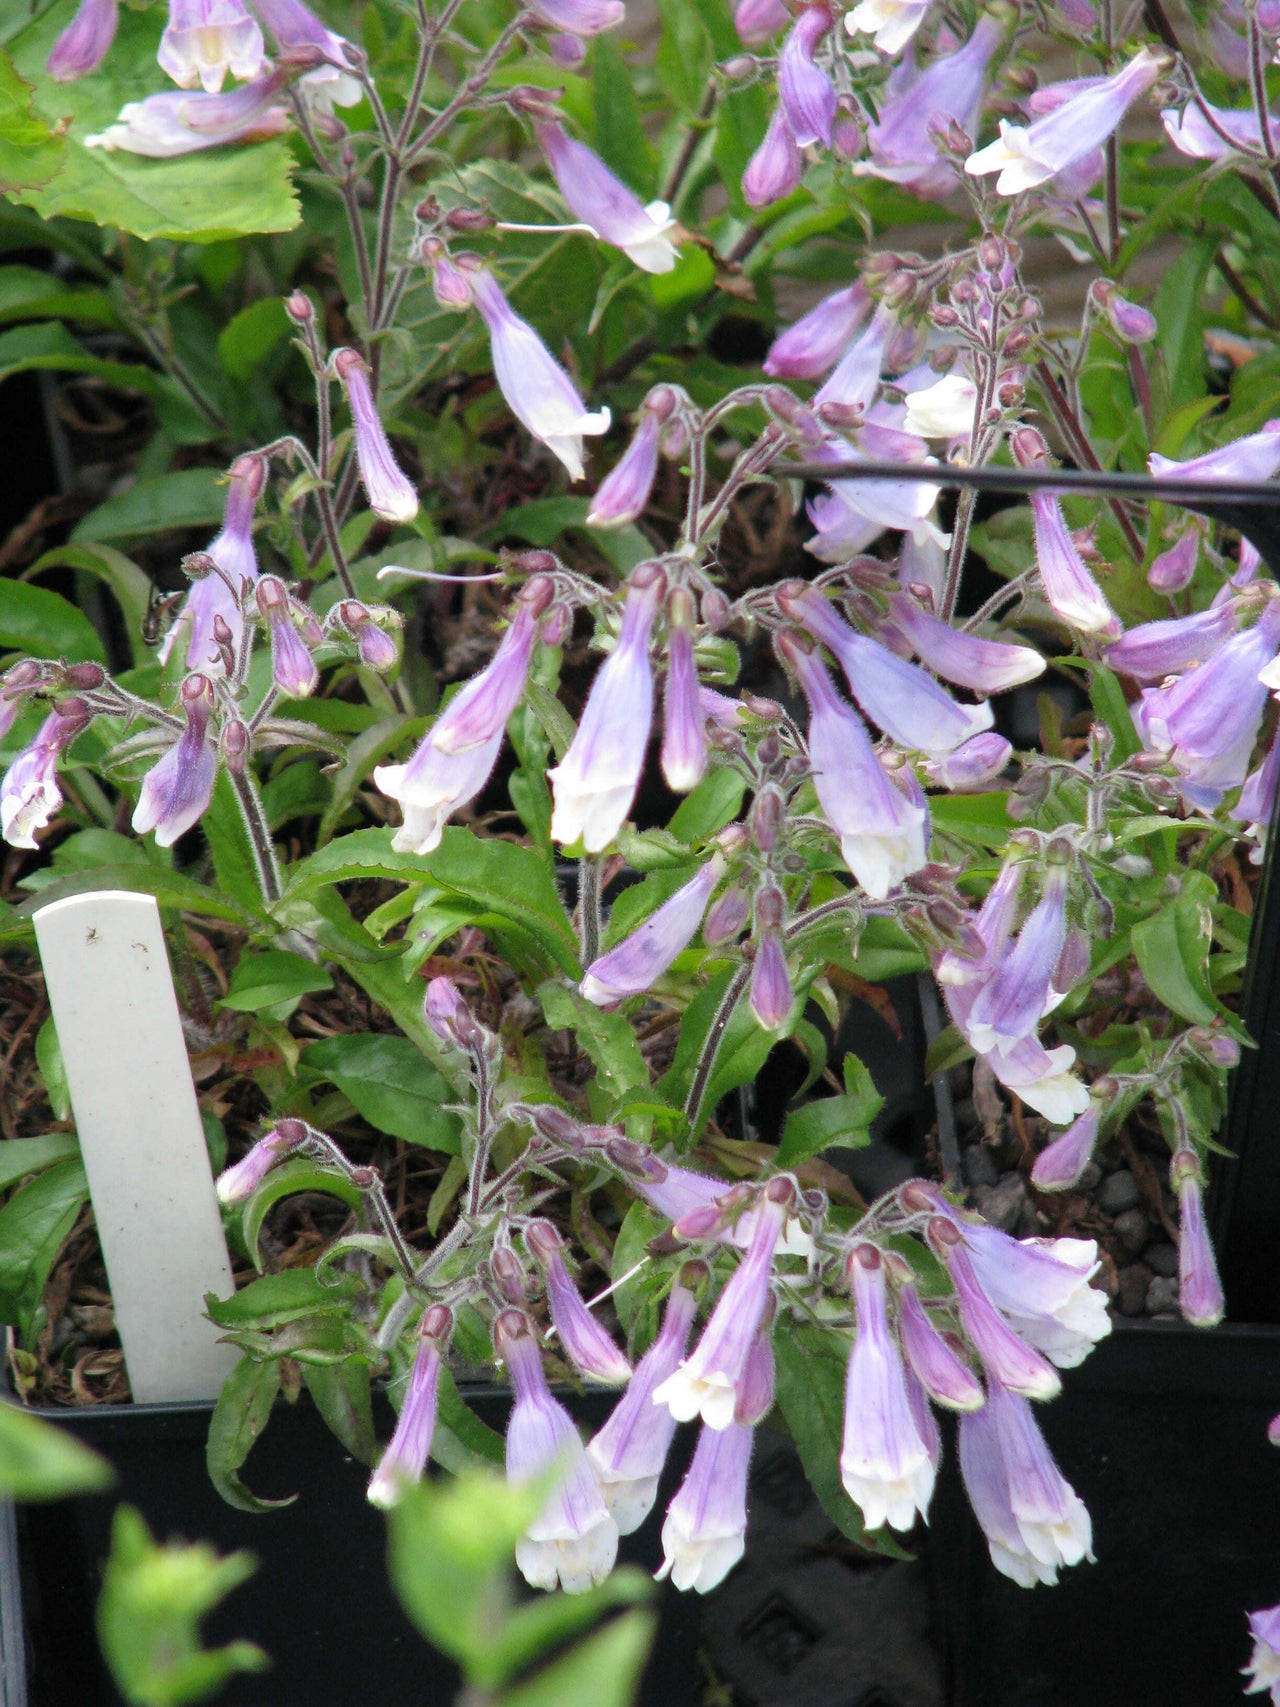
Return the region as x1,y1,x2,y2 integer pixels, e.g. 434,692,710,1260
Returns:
285,290,315,325
604,1136,668,1182
421,1303,453,1341
1011,426,1050,469
182,551,218,581
221,719,249,774
531,1105,585,1148
62,662,105,691
445,206,496,232
755,883,784,931
751,787,784,852
702,588,731,631
525,1219,565,1263
492,1247,528,1303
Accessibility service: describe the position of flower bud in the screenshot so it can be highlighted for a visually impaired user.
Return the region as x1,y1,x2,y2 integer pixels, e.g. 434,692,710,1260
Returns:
221,719,249,775
285,290,315,325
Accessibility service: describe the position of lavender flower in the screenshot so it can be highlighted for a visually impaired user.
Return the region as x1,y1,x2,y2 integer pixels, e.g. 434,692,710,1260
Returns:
158,0,265,92
588,1272,700,1532
781,634,927,899
256,577,319,699
1031,1103,1102,1192
814,305,896,415
1026,490,1121,638
87,70,292,155
966,863,1072,1056
703,882,751,944
778,6,837,149
1104,604,1239,682
782,584,994,755
845,0,930,55
527,1222,632,1385
940,1238,1062,1401
1146,528,1201,594
888,594,1045,694
161,454,265,671
1233,732,1280,855
1149,419,1280,485
132,675,219,849
923,732,1013,792
1244,1605,1280,1704
471,271,609,480
1172,1151,1224,1328
958,1224,1111,1369
901,373,979,440
763,283,870,381
497,1311,619,1594
216,1120,306,1203
250,0,358,100
750,929,794,1032
859,15,1005,199
0,702,92,851
587,406,663,528
581,856,723,1005
662,602,707,792
1162,99,1268,160
735,1313,776,1426
981,1034,1091,1127
633,1162,815,1258
897,1281,984,1411
47,0,118,80
535,121,678,274
965,47,1168,195
332,349,419,525
653,1178,794,1428
657,1420,753,1593
841,1246,936,1531
743,107,802,209
549,570,663,853
526,0,625,35
735,0,790,42
958,1384,1092,1587
373,598,543,854
366,1307,450,1509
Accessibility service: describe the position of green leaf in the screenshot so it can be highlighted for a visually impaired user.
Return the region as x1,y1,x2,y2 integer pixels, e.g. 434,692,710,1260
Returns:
205,1268,360,1331
217,297,291,382
97,1506,268,1707
301,1034,463,1151
496,1608,657,1707
1131,871,1221,1026
218,949,333,1015
238,1160,366,1274
0,263,116,327
0,319,157,394
0,47,66,191
592,35,655,193
34,1014,70,1122
0,574,106,663
775,1325,907,1555
302,1359,375,1465
537,983,648,1102
0,864,262,946
0,1401,113,1500
0,1132,79,1193
668,766,745,841
655,0,714,115
71,469,227,546
776,1054,884,1168
484,1574,652,1694
1152,236,1216,408
0,1158,88,1336
5,6,299,242
26,544,153,667
205,1355,293,1513
430,1365,506,1473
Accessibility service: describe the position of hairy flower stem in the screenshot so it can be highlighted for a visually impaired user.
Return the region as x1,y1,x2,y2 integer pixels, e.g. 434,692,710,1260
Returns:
579,855,602,969
939,487,978,625
684,961,752,1128
229,766,284,909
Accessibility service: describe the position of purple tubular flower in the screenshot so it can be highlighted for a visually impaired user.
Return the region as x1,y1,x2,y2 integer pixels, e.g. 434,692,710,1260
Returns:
216,1121,306,1203
943,1243,1062,1401
743,106,802,209
0,703,92,850
750,931,793,1032
86,69,291,155
846,0,930,54
887,594,1045,694
924,732,1013,792
257,578,319,699
959,1226,1111,1370
535,120,677,274
1146,528,1200,594
1100,290,1157,344
784,585,993,755
814,305,896,415
841,1246,936,1531
1172,1152,1224,1328
1031,1103,1102,1192
497,1312,619,1593
735,0,790,42
703,882,750,945
764,283,871,381
778,6,837,149
735,1314,776,1426
1162,99,1267,160
250,0,355,64
332,348,418,525
158,0,265,92
373,603,540,854
549,571,663,852
1104,604,1239,681
1027,491,1121,638
1233,732,1280,853
1243,1604,1280,1702
859,14,1005,199
632,1162,813,1257
163,453,265,671
47,0,119,80
897,1281,984,1411
662,615,708,792
966,864,1071,1056
132,675,219,849
781,634,927,899
471,271,610,480
366,1309,450,1508
965,46,1169,195
1149,419,1280,485
525,0,625,35
658,1420,753,1593
588,1274,700,1532
652,1179,793,1427
587,411,661,528
581,855,723,1005
984,1035,1091,1127
959,1384,1092,1586
527,1223,632,1385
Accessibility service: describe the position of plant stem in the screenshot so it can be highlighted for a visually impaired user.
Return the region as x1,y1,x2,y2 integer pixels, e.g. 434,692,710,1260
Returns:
1033,359,1145,559
661,86,717,207
229,766,284,909
579,855,602,969
684,962,751,1129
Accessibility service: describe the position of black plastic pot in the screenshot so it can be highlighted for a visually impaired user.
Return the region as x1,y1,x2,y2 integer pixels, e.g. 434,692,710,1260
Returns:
8,1388,701,1707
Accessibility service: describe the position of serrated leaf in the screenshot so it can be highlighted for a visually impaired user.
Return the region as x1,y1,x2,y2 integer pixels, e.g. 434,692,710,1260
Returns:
668,765,745,841
303,1358,375,1464
205,1268,360,1330
1131,872,1220,1026
301,1033,463,1151
537,982,648,1101
0,864,262,946
0,1132,79,1194
0,48,65,191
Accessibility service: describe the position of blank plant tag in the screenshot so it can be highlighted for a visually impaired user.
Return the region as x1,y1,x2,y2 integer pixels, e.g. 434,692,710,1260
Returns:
33,891,238,1404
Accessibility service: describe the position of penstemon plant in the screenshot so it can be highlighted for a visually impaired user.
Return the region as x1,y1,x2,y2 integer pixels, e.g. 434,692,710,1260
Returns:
6,0,1280,1690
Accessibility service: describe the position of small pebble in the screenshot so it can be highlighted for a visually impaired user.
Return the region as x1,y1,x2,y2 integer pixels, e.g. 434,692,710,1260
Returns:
1097,1168,1140,1214
1113,1206,1150,1255
1145,1242,1178,1279
963,1145,1000,1189
1117,1264,1152,1317
1146,1276,1180,1315
1077,1161,1103,1192
973,1173,1031,1233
